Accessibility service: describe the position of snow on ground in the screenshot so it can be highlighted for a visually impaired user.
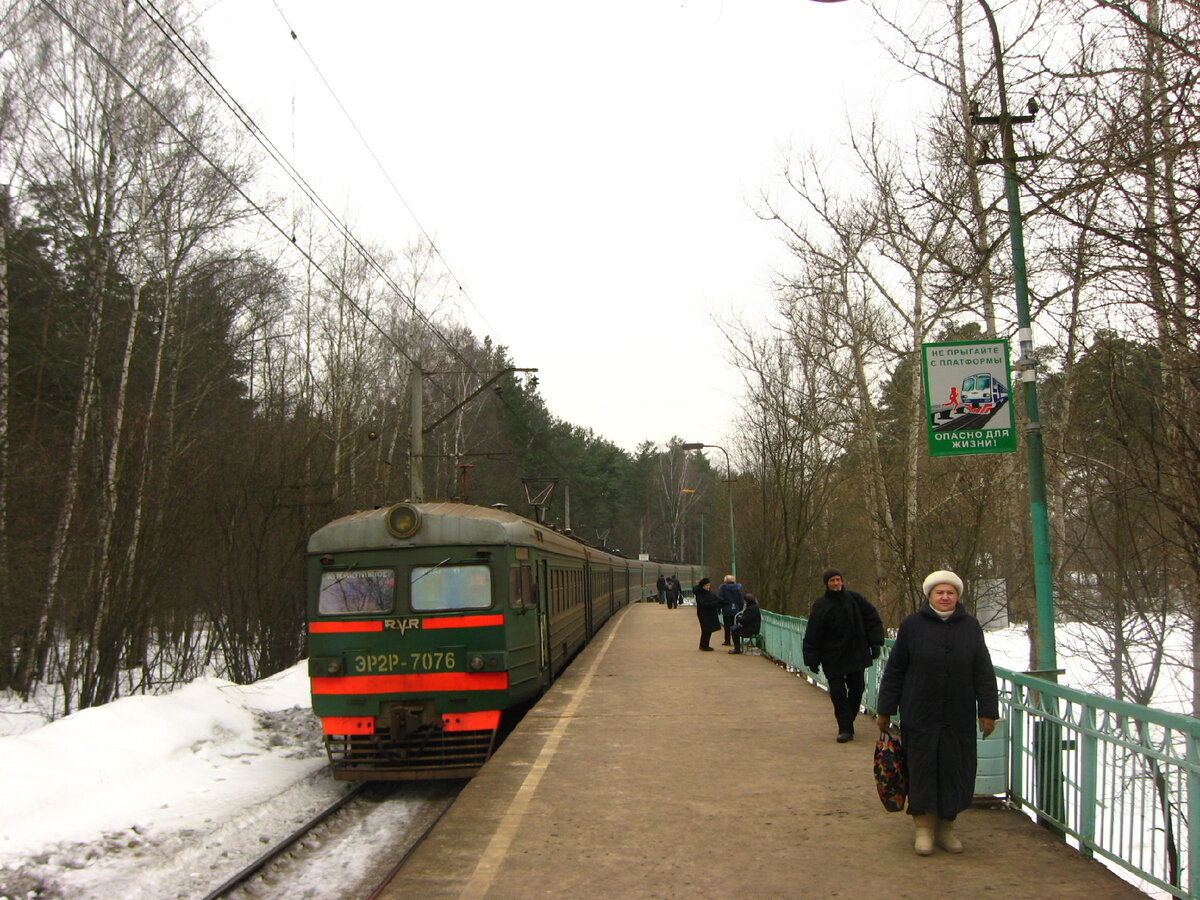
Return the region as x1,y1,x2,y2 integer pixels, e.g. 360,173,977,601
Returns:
0,663,332,899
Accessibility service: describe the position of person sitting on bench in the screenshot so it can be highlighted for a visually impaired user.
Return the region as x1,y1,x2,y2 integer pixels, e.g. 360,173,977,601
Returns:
729,594,761,654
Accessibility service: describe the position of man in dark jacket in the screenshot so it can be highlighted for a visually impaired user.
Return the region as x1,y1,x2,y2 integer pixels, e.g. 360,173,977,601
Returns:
656,574,667,604
802,569,884,742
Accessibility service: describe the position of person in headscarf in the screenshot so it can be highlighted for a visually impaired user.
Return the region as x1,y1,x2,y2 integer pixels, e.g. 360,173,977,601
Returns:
875,570,999,856
802,569,884,743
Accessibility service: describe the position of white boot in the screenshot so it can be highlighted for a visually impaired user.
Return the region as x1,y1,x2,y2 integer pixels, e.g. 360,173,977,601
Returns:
935,818,963,853
913,813,935,856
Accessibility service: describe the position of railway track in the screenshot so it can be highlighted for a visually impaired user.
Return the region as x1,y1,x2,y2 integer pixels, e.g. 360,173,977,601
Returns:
200,780,460,900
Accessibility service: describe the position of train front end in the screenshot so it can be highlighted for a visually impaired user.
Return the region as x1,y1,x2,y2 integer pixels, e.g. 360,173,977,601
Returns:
306,502,538,780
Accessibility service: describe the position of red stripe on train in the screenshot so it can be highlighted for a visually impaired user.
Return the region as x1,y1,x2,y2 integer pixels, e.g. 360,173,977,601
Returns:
442,710,501,732
422,614,504,629
308,614,502,634
321,715,375,735
308,621,383,633
311,672,509,693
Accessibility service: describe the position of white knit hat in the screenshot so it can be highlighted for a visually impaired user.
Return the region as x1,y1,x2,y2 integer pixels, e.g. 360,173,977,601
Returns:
922,570,964,598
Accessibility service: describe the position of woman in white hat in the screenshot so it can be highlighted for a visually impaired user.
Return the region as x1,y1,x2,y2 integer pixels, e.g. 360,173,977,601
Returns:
875,570,999,856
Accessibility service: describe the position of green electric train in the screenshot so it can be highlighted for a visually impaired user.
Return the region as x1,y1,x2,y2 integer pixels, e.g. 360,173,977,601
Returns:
306,501,703,780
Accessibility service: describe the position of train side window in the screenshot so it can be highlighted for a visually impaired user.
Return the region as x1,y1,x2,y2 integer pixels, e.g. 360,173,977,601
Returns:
411,564,492,611
318,569,395,615
509,565,534,609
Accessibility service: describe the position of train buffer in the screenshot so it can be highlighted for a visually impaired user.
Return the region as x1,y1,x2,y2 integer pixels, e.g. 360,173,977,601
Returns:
380,602,1147,899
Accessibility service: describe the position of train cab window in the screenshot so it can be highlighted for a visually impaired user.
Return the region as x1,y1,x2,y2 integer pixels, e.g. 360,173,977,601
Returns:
318,569,395,615
510,565,534,609
411,564,492,611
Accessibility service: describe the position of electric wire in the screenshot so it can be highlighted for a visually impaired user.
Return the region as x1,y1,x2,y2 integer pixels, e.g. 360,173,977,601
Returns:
265,0,503,346
40,0,577,490
152,0,576,478
36,0,433,378
130,0,478,392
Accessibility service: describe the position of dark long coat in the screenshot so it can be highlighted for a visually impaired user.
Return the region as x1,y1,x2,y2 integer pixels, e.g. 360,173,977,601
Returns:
693,583,722,633
802,589,884,677
876,603,1000,818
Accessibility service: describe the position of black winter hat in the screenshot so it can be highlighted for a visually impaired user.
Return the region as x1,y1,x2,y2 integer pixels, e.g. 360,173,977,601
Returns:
822,568,843,587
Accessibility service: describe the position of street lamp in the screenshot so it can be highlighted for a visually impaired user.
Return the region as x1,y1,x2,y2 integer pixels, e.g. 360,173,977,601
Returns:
681,443,736,579
805,0,1056,674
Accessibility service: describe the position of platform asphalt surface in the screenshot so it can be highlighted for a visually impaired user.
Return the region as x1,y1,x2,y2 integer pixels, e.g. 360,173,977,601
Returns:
382,602,1148,900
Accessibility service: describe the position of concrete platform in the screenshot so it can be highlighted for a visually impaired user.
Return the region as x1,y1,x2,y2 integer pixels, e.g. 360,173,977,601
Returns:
382,602,1147,899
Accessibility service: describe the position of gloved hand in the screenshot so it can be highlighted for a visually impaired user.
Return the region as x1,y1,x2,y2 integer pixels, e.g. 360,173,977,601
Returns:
870,645,881,659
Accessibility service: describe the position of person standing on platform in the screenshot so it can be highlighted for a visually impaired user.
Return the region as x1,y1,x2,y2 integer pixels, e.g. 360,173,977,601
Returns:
875,570,999,856
693,577,722,651
729,593,760,654
656,573,668,605
717,574,745,646
802,569,884,743
666,576,681,609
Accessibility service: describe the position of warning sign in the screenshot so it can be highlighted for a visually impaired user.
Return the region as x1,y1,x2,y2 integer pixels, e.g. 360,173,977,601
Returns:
922,340,1017,457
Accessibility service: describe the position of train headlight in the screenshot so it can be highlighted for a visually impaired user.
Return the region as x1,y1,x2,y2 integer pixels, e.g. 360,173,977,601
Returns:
385,503,422,538
469,655,485,671
309,657,343,677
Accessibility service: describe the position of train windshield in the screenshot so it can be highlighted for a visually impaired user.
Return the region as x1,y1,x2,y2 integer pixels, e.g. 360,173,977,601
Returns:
411,564,493,611
318,569,395,614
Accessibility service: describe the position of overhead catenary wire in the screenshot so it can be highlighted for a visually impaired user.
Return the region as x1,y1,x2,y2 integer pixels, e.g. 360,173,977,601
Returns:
40,0,577,485
156,0,578,480
264,0,503,346
35,0,441,382
127,0,479,390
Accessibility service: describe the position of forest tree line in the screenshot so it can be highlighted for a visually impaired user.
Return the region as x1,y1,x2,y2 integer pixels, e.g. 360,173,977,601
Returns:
0,0,1198,717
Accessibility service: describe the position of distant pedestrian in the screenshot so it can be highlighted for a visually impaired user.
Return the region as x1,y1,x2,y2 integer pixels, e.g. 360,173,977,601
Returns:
656,574,668,605
693,577,722,651
802,569,884,743
666,576,681,609
876,570,998,856
729,594,760,654
717,574,745,646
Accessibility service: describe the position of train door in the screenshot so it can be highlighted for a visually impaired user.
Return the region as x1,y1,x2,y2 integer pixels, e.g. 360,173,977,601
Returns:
536,558,551,687
583,559,595,639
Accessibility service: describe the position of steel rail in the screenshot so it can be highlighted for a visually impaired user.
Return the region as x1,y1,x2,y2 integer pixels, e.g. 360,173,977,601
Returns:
199,781,369,900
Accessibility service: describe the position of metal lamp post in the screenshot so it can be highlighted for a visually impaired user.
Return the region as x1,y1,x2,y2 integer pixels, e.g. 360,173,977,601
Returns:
967,1,1057,676
805,0,1056,673
681,443,736,579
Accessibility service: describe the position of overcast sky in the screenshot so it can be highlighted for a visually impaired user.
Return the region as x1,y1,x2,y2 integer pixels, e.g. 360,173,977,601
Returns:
197,0,905,453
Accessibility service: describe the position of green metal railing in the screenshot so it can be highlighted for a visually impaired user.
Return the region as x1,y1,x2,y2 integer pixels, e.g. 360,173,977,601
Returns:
760,609,1200,899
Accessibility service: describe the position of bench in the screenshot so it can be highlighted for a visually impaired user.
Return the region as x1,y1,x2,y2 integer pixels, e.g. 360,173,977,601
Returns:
733,632,763,655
